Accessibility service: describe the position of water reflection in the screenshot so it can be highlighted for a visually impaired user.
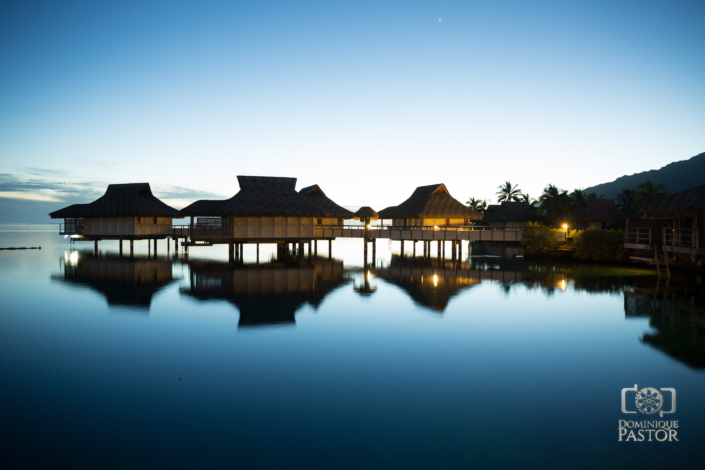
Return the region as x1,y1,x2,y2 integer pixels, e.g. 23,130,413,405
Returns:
180,257,348,328
624,282,705,369
51,251,177,312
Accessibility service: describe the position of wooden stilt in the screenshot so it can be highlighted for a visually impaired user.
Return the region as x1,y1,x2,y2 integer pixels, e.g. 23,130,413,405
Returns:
130,240,134,257
401,240,405,257
167,238,170,252
314,240,318,257
413,241,416,257
154,238,157,255
329,240,332,259
94,239,98,254
364,240,368,265
119,239,123,256
229,242,234,262
372,239,376,265
437,240,441,258
256,243,260,263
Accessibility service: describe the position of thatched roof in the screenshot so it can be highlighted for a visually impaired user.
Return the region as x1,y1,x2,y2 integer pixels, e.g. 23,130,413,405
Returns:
378,184,482,220
644,184,705,218
181,176,329,217
49,183,181,219
354,206,379,221
563,199,628,224
482,201,533,223
298,184,354,218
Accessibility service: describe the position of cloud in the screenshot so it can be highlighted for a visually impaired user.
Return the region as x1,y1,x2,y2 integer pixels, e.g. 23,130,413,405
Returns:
154,185,227,200
0,191,65,202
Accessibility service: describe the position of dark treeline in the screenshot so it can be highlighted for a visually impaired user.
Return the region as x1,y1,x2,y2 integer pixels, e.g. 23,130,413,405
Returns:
467,179,669,225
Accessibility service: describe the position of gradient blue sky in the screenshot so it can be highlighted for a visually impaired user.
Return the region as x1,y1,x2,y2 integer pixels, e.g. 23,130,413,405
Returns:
1,0,703,221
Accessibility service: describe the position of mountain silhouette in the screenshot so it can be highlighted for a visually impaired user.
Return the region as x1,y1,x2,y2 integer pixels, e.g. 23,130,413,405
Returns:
583,152,705,198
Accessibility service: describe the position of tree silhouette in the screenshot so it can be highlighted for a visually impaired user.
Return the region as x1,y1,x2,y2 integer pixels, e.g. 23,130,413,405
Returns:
635,180,668,213
616,188,637,216
466,197,487,213
539,184,571,223
496,181,522,202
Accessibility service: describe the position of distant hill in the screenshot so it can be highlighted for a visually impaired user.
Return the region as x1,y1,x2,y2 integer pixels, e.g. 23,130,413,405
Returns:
583,152,705,199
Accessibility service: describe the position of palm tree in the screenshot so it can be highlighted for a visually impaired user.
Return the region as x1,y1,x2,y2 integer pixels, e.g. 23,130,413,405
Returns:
466,197,487,213
539,184,571,222
569,189,585,210
496,181,522,202
635,180,668,213
520,193,534,203
616,188,636,216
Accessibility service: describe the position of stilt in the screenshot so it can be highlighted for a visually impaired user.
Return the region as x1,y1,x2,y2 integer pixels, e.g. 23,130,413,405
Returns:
167,238,170,252
174,238,178,253
130,240,134,257
372,239,376,265
229,242,234,262
308,241,312,258
314,240,318,257
401,240,405,257
94,239,98,254
437,240,441,258
364,240,368,265
452,240,456,261
119,239,123,256
256,243,260,263
459,241,463,261
423,240,427,257
154,239,157,255
413,241,416,257
329,240,332,259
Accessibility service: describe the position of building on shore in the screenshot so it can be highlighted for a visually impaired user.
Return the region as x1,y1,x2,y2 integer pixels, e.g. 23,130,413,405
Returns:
50,183,180,242
377,184,482,226
563,199,628,230
482,201,534,228
180,176,348,247
298,184,355,225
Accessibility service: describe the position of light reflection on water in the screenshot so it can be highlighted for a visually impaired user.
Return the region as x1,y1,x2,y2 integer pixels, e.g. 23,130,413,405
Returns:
1,226,704,469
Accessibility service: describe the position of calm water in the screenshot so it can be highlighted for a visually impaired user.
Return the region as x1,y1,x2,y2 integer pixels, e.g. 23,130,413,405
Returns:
1,225,703,469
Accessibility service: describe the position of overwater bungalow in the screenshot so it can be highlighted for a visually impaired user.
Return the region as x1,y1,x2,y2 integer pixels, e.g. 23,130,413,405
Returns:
378,184,482,227
298,184,355,225
180,176,343,249
562,199,628,230
50,183,181,248
354,206,379,227
482,201,533,228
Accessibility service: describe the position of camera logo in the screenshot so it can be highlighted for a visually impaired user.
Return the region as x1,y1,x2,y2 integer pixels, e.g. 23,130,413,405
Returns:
621,384,675,417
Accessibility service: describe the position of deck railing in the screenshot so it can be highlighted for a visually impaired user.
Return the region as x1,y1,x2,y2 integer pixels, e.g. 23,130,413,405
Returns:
625,227,651,246
173,222,232,238
663,228,699,248
321,224,523,232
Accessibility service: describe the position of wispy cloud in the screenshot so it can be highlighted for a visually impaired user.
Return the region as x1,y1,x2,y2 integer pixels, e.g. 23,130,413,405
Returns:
154,185,227,200
0,191,64,202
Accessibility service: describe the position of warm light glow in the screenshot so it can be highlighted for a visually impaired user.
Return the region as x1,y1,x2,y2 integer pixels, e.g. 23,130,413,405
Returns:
366,270,371,282
434,226,438,230
558,279,566,290
367,224,370,229
562,224,568,231
69,251,78,266
433,274,438,287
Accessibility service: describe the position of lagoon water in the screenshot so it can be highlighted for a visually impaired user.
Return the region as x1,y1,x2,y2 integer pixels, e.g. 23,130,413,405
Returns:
1,225,703,468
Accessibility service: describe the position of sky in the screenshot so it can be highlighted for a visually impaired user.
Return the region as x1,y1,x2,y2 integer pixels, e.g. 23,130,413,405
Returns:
0,0,704,222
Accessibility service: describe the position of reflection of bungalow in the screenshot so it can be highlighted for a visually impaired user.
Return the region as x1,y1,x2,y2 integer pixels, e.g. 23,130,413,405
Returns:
51,252,176,312
482,201,533,228
180,176,347,243
625,185,704,265
180,258,348,328
50,183,180,241
378,184,482,227
298,184,354,225
624,286,705,369
563,199,628,230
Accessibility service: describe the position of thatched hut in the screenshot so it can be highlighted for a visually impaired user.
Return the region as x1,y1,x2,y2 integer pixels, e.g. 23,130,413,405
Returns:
298,184,354,225
377,184,482,226
482,201,533,228
180,176,333,241
563,199,628,230
49,183,180,240
354,206,379,226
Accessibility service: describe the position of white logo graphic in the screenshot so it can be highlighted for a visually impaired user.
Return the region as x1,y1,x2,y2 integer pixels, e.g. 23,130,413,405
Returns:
621,384,675,417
